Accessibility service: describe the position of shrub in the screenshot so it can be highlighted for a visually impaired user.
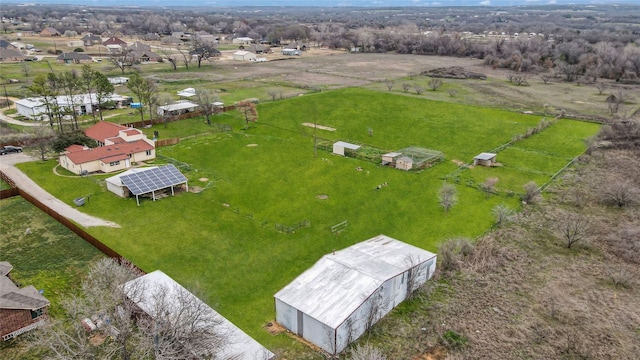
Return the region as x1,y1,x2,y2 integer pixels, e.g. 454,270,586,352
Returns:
73,48,84,52
438,238,474,272
441,330,467,350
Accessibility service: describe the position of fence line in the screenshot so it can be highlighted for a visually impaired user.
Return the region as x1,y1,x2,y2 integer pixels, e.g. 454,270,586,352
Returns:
0,169,144,273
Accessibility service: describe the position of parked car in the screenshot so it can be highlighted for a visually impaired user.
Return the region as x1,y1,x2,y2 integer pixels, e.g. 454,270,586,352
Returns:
0,146,23,155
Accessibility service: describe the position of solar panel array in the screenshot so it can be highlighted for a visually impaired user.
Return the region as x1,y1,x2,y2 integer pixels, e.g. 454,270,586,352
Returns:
120,164,187,196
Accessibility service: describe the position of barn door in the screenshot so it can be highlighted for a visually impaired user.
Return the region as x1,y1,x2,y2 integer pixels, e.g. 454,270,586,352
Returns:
297,310,304,336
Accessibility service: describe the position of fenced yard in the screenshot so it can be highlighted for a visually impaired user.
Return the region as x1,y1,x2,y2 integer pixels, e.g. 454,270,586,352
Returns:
15,88,600,352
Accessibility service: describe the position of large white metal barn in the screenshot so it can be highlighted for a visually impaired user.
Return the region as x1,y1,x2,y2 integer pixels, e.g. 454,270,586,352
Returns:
274,234,437,355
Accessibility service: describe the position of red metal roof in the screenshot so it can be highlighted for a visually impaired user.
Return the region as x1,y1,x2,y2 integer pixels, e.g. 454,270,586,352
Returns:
85,121,129,143
64,140,153,165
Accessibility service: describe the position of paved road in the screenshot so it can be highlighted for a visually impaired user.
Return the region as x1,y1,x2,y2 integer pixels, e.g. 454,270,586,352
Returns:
0,153,120,228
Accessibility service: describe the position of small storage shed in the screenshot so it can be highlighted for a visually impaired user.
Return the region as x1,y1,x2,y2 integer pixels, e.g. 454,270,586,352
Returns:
381,152,402,166
332,141,361,156
274,234,437,355
473,152,497,167
396,156,413,171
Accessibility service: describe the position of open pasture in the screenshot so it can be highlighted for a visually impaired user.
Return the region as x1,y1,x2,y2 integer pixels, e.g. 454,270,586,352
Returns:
16,88,599,350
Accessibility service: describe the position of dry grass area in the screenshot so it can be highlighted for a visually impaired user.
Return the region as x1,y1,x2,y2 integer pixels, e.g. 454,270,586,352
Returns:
372,129,640,359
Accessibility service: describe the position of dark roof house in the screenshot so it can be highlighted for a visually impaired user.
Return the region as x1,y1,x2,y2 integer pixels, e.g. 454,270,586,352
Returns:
40,27,61,37
0,261,50,341
80,34,102,46
56,52,93,64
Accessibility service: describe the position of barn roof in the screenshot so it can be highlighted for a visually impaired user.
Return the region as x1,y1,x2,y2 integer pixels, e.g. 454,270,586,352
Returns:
124,270,274,360
274,234,437,329
158,101,198,112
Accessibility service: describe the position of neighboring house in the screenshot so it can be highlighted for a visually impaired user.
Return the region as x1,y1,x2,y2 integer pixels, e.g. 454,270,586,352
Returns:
57,52,92,64
232,37,253,45
103,36,127,47
247,44,270,54
130,50,161,63
282,48,302,56
128,41,151,52
287,41,308,51
473,152,497,166
233,50,256,61
59,121,155,175
0,39,15,48
157,101,199,116
124,270,275,360
0,48,25,63
274,234,437,355
189,46,221,60
0,261,50,342
105,44,123,54
40,27,60,37
80,34,102,46
15,93,130,120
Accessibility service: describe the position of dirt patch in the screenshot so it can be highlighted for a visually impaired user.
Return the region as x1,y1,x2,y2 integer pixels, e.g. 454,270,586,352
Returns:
412,346,447,360
451,159,466,166
302,122,337,131
189,186,204,193
198,177,209,182
316,194,329,200
89,333,107,346
264,321,286,335
247,143,258,147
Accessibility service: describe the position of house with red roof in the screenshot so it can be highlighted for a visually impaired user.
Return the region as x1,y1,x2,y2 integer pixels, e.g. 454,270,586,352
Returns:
59,121,156,175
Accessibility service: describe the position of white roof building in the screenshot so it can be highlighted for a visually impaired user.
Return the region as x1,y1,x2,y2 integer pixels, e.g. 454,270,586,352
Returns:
274,234,437,355
177,87,196,97
15,93,129,120
124,270,274,360
157,101,199,116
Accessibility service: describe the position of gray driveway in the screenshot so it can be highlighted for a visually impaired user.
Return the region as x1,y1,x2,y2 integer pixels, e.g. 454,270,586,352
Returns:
0,153,119,228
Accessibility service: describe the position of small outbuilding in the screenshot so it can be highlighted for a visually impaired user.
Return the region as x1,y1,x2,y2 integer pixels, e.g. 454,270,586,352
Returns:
473,152,497,167
281,48,301,56
332,141,361,156
381,152,402,166
274,234,437,355
157,101,199,116
396,156,413,171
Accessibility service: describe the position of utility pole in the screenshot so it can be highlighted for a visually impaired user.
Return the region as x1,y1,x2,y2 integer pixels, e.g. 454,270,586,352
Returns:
3,84,9,109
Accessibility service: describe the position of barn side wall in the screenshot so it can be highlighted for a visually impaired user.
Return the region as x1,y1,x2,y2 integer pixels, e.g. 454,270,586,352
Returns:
275,299,298,334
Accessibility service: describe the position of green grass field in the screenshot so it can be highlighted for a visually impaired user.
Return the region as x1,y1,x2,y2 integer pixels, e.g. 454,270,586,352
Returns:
15,88,600,352
0,197,104,359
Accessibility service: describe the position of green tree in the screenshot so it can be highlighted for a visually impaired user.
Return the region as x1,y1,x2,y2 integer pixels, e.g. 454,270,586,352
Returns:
94,72,114,121
81,65,98,122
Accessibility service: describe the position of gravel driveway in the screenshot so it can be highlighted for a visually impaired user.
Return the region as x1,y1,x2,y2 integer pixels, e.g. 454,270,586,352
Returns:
0,153,119,228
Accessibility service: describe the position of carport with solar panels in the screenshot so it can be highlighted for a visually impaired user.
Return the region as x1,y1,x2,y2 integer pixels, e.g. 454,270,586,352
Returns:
119,164,189,206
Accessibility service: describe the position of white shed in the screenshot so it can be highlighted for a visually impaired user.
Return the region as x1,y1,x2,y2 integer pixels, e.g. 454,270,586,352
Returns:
274,234,437,355
332,141,361,156
124,270,274,360
233,50,256,61
157,101,199,116
473,152,497,166
105,167,157,198
396,156,413,171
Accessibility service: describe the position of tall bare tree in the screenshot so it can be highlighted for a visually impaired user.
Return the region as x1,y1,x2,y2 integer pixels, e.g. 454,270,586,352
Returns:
439,183,458,214
193,88,219,125
556,213,591,249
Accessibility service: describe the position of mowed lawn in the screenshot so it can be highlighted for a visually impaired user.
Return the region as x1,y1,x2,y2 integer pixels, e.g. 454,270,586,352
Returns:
16,88,600,350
